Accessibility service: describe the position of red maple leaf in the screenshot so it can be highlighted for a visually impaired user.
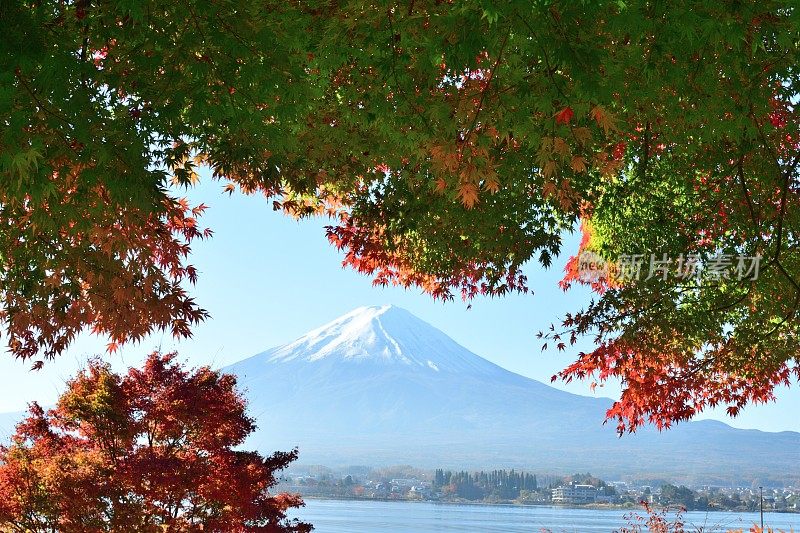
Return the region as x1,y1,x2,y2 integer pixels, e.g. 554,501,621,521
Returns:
555,106,575,125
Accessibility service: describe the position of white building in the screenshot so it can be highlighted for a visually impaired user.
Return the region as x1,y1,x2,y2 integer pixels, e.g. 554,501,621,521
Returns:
552,484,598,504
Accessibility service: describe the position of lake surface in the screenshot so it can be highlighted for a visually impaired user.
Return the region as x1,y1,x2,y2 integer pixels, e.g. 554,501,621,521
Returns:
295,499,799,532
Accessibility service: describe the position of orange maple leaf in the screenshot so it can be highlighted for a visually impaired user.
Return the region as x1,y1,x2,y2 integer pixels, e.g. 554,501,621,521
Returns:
458,182,480,208
543,160,557,178
570,156,587,173
552,137,570,158
590,105,617,135
484,176,500,194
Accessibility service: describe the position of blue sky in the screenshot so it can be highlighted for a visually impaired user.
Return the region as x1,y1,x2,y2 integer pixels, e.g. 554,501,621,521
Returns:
0,176,798,433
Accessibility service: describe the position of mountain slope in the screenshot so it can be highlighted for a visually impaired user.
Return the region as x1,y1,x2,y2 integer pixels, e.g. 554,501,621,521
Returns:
229,305,800,485
0,306,795,485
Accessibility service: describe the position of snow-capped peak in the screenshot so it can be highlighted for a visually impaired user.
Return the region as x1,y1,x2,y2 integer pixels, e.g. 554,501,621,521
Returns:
253,305,507,376
269,305,410,364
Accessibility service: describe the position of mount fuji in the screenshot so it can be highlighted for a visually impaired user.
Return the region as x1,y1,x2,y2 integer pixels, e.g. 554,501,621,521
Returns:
228,305,800,485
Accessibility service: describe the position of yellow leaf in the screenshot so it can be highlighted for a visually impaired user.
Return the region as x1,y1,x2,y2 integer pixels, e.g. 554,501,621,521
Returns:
484,176,500,194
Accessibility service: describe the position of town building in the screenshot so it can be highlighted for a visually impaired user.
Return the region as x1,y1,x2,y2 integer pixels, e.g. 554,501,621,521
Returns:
552,484,598,504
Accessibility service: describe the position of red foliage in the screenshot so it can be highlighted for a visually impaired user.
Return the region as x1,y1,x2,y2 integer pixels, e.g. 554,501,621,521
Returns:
0,352,312,532
612,502,790,533
326,212,528,301
1,178,211,363
555,337,797,433
615,502,687,533
555,106,575,125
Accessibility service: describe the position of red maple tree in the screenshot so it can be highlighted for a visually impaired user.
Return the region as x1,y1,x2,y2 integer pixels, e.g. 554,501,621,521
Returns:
0,352,311,532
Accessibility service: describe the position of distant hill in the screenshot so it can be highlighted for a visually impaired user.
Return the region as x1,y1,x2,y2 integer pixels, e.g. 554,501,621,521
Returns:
227,305,800,486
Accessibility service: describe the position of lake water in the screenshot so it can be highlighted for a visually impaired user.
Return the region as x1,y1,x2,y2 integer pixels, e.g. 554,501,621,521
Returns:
295,499,799,532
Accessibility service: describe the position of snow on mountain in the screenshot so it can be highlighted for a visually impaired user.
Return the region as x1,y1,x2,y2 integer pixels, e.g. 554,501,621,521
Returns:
228,305,800,485
262,305,506,376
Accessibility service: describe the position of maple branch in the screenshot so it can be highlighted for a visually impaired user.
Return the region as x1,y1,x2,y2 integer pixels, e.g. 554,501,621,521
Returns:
543,6,591,74
514,12,568,102
463,29,511,144
17,75,73,129
747,107,800,266
187,7,275,127
758,286,800,341
736,157,761,231
774,258,800,295
79,34,89,87
547,275,758,348
640,121,651,178
545,287,676,341
772,151,800,262
385,8,433,134
16,74,83,159
215,18,260,55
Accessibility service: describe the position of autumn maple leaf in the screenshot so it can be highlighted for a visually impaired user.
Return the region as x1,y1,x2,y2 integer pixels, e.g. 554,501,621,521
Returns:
458,182,480,208
555,106,575,125
590,105,617,134
570,155,587,173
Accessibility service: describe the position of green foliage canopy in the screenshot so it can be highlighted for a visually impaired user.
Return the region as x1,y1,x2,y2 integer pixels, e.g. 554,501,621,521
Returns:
2,0,799,429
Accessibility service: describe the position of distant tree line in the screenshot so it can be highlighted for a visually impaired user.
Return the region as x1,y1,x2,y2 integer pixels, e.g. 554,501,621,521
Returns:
659,484,703,510
281,466,799,512
433,469,539,501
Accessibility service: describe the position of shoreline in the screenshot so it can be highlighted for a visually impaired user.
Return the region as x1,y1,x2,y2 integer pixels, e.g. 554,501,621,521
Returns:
300,495,800,515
